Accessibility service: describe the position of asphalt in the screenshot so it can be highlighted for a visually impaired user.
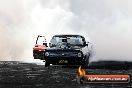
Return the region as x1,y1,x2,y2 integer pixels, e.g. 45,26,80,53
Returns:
0,61,132,88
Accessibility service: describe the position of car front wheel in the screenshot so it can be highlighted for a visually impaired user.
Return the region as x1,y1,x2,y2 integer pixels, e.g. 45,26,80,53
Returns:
82,56,89,68
45,61,50,67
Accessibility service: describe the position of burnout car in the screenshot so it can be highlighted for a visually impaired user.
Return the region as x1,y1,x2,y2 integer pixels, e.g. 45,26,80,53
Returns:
44,34,93,67
33,35,48,59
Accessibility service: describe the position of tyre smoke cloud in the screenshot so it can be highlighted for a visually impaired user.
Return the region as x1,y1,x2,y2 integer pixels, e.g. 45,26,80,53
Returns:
0,0,132,62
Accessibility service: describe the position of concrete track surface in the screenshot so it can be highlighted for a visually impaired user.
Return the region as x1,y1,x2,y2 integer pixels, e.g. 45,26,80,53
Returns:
0,61,132,88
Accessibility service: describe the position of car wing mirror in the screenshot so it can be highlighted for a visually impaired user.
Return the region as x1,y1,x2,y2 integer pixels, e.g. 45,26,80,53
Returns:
83,41,88,46
85,43,88,46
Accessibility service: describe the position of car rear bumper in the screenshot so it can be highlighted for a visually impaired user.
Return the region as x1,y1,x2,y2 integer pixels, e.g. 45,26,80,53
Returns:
33,50,44,59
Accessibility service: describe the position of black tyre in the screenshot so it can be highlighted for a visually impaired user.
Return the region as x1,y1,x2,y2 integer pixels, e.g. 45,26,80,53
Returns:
45,61,50,67
82,56,89,68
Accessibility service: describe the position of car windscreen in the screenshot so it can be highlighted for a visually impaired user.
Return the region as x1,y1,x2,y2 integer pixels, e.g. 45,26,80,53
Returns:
50,36,84,46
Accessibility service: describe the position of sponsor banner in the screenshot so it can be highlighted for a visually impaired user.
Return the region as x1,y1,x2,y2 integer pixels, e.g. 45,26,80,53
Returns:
77,66,130,84
82,75,130,83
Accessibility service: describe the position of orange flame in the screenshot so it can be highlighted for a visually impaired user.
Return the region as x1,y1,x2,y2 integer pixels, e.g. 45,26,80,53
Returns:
78,66,86,76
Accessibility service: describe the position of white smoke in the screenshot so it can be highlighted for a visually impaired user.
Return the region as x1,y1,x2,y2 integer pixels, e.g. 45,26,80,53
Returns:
0,0,132,62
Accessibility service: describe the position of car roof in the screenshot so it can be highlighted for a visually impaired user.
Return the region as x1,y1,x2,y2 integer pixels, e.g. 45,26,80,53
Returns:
53,34,84,38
